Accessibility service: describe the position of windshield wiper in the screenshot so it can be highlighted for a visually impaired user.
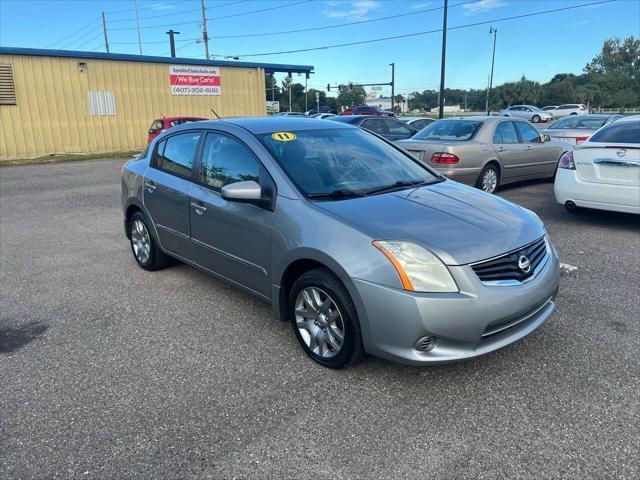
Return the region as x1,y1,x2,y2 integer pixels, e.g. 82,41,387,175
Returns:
306,189,368,200
363,179,435,196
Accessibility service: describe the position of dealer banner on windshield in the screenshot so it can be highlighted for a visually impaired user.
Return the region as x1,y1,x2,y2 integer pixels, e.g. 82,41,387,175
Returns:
169,65,221,96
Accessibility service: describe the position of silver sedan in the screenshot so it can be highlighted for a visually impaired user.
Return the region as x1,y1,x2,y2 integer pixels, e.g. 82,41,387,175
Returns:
541,114,622,146
397,116,566,193
500,105,553,123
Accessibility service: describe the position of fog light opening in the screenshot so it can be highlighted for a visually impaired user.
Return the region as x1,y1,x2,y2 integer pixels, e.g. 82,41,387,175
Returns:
415,335,437,353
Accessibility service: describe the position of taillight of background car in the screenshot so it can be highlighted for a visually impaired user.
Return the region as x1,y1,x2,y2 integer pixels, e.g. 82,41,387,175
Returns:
558,151,575,169
575,136,589,143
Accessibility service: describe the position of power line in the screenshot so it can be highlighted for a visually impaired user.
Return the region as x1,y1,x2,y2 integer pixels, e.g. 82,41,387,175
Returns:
223,0,617,58
49,17,101,48
59,27,103,50
206,0,477,39
73,31,106,51
108,0,311,31
106,0,248,23
106,0,193,15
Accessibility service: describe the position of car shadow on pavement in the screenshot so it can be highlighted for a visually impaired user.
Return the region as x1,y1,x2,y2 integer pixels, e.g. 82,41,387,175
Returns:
0,321,48,354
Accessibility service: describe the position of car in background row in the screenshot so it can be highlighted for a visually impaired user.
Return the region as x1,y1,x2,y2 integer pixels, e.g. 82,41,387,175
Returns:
500,105,553,123
544,104,589,117
340,105,395,117
329,115,417,141
555,115,640,214
275,112,307,117
542,106,558,113
122,117,560,368
147,116,207,143
310,113,336,119
398,117,436,131
307,106,332,115
542,114,622,145
397,117,565,194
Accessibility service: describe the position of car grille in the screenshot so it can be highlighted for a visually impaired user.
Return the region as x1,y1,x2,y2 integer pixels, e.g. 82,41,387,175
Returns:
471,236,547,284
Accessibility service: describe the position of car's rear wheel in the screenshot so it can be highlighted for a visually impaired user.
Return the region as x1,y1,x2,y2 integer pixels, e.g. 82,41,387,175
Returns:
129,211,168,271
289,268,364,369
532,115,541,123
477,164,500,194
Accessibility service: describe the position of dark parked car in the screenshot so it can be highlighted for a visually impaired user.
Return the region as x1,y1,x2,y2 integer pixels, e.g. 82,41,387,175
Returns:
147,116,207,143
340,105,394,117
328,115,417,141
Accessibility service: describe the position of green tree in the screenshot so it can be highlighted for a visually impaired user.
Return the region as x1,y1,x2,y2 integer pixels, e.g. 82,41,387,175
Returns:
585,36,640,79
336,85,366,110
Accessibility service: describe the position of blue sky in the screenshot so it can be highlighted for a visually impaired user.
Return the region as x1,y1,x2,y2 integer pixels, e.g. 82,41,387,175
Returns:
1,0,639,97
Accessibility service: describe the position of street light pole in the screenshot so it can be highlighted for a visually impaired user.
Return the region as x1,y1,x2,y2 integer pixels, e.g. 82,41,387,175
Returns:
390,62,395,113
486,27,498,115
438,0,448,119
201,0,210,60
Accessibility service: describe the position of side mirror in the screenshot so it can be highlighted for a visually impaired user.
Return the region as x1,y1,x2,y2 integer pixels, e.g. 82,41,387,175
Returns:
542,134,551,143
221,180,262,202
148,128,156,134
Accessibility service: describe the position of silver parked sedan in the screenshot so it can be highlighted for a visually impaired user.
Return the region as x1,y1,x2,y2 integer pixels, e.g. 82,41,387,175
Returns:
500,105,553,123
397,117,566,193
122,117,560,368
541,114,622,146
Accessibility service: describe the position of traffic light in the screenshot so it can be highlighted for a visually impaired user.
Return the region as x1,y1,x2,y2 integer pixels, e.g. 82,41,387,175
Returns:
326,83,331,92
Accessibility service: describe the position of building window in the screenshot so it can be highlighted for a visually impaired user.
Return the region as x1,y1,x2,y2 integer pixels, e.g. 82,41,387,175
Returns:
0,64,17,105
88,90,116,116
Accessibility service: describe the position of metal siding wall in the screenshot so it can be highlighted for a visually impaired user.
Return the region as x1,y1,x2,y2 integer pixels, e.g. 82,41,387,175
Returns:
0,54,267,159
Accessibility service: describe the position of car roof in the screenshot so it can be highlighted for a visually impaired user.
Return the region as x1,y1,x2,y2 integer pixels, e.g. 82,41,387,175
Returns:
444,115,497,123
614,115,640,123
212,117,352,134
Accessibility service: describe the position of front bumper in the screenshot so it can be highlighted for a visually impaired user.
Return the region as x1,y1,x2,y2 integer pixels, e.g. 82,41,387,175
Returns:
351,245,560,365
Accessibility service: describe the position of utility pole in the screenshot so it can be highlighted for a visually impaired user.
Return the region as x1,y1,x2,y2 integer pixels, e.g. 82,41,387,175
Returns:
166,30,180,58
486,27,498,115
288,73,292,112
438,0,448,119
134,0,143,55
305,73,309,113
390,62,395,113
316,91,320,113
101,11,109,53
201,0,210,60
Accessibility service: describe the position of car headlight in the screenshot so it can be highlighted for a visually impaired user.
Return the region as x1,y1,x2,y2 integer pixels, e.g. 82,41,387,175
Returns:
372,241,458,293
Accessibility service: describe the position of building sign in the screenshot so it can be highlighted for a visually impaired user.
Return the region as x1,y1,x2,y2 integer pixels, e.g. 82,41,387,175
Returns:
266,100,280,114
170,65,221,96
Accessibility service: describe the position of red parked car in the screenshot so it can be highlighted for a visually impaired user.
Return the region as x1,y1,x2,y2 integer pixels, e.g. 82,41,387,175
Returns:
147,116,207,143
339,105,394,117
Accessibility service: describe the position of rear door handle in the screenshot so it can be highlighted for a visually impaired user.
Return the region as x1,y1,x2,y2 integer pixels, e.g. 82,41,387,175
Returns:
190,201,207,215
496,146,505,152
144,181,156,193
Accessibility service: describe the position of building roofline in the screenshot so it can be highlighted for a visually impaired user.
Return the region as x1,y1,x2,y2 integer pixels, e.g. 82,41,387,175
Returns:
0,47,314,74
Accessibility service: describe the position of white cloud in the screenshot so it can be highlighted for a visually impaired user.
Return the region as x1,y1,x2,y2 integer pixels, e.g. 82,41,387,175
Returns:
410,2,431,9
570,20,590,27
149,2,175,10
463,0,506,16
323,1,382,20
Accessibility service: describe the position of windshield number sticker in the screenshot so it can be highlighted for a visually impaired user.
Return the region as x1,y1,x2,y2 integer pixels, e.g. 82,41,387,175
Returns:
272,132,297,142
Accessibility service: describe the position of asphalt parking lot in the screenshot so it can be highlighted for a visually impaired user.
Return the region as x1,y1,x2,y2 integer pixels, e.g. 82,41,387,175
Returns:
1,159,638,479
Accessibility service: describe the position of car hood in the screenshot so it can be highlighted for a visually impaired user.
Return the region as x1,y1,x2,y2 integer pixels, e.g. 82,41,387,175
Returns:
314,180,544,265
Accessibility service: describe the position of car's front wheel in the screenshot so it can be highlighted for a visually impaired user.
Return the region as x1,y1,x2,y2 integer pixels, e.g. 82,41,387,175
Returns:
532,115,541,123
477,164,500,194
289,268,364,369
129,211,168,271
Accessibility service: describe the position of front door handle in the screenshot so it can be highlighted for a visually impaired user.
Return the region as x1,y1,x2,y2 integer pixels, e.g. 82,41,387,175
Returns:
496,146,505,152
144,181,156,193
524,145,533,151
190,201,207,215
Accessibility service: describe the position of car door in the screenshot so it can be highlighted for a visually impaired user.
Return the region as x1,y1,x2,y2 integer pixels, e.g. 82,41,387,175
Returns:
492,121,526,180
514,121,556,177
361,118,390,139
383,119,415,141
187,131,273,298
143,130,201,255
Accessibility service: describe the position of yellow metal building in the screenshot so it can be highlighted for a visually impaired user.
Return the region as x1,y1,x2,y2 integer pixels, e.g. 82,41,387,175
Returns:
0,47,313,159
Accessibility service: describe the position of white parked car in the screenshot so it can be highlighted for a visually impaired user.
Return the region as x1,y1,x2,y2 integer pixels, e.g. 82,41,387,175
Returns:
554,115,640,214
499,105,553,123
547,104,589,117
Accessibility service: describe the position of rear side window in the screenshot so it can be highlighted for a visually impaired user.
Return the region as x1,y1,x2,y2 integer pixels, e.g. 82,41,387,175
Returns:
589,122,640,144
515,122,541,143
494,122,519,144
386,120,413,135
199,133,260,190
413,120,482,141
156,131,201,178
362,118,389,135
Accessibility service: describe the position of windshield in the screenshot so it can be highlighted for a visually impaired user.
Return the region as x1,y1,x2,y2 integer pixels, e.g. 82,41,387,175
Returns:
258,128,438,197
550,116,608,130
412,120,482,141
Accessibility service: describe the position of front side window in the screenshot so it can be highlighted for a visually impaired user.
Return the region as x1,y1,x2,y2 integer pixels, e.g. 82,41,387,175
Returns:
156,131,200,177
515,122,541,143
258,128,437,196
494,122,519,144
413,120,482,142
200,132,260,190
589,122,640,144
362,118,389,135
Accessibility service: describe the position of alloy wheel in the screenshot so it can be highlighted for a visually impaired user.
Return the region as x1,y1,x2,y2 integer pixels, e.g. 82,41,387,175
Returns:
131,219,151,264
481,169,498,193
294,287,345,358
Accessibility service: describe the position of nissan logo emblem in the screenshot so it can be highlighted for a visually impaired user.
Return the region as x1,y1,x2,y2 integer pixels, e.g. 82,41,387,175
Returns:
518,255,531,274
616,149,627,158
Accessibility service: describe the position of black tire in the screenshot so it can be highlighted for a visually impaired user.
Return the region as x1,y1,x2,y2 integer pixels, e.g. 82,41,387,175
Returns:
476,164,500,194
289,268,364,369
570,112,577,115
564,201,582,213
532,114,541,123
129,211,169,271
